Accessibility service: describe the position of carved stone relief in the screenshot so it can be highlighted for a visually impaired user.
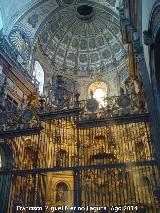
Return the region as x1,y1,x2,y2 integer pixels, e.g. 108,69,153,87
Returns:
9,29,30,61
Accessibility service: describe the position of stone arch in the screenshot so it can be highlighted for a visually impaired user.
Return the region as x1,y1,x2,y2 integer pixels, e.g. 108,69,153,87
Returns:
55,182,69,202
52,180,72,206
49,176,73,205
54,180,71,191
88,81,108,97
88,81,108,107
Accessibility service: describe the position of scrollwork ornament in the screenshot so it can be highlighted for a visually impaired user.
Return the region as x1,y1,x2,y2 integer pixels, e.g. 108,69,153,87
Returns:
9,28,30,61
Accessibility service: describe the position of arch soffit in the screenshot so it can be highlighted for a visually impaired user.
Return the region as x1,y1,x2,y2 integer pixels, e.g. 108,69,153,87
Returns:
52,179,72,191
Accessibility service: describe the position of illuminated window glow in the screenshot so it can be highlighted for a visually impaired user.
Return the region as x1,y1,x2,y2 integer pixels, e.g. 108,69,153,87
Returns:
33,61,44,94
93,88,105,107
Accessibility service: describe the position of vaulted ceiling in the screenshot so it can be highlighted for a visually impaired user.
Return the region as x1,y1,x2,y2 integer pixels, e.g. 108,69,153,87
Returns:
38,3,126,75
0,0,128,82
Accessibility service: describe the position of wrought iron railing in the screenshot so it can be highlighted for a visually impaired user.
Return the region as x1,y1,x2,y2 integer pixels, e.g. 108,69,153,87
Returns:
0,90,148,134
79,93,147,121
0,108,41,134
0,93,159,212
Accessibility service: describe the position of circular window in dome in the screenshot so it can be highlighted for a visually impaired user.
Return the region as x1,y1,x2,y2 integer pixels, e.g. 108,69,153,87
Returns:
77,5,95,20
77,5,93,16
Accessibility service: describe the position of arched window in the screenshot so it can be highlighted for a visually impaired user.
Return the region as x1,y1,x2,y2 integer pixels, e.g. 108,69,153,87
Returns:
93,88,105,107
33,61,44,94
88,82,107,107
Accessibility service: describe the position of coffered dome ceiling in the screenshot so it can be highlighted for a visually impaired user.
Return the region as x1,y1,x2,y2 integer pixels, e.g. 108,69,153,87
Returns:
2,0,128,80
38,3,127,76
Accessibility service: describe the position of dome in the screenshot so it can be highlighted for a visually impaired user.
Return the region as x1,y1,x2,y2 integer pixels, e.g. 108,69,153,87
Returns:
38,3,126,77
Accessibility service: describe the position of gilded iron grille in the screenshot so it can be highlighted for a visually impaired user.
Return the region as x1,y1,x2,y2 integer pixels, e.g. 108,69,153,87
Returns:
0,106,159,212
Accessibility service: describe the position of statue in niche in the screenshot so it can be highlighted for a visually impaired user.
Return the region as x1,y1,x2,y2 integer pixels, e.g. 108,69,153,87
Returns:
56,186,65,202
56,182,68,203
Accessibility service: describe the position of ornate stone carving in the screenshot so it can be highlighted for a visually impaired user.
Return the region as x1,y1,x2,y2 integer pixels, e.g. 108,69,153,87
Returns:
8,28,31,67
38,4,126,76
